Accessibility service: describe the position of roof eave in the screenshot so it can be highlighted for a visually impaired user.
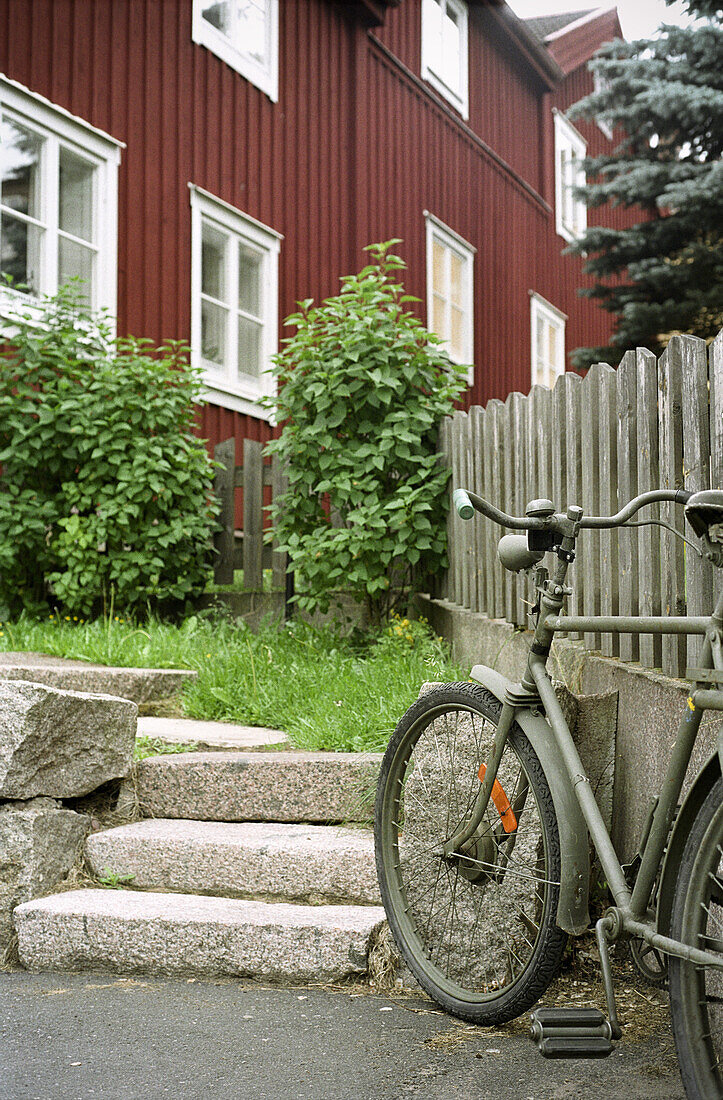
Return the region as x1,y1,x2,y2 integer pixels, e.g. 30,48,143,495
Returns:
483,2,564,88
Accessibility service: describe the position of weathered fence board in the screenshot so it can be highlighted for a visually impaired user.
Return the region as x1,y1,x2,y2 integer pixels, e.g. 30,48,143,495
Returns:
213,439,237,587
562,373,583,636
597,364,619,658
503,394,519,624
438,331,722,680
242,440,264,592
616,351,639,662
681,337,713,666
213,438,288,591
711,332,723,491
470,405,485,614
581,364,602,652
658,344,686,677
512,391,529,627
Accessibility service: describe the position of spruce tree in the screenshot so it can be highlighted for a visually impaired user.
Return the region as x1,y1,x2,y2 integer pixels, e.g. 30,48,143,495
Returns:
567,0,723,367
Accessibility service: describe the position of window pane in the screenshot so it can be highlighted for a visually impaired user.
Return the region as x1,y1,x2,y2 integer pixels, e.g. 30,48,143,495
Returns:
202,298,227,366
0,118,42,220
238,314,261,378
431,292,447,339
441,3,461,93
535,315,545,367
202,0,267,63
58,235,94,298
449,251,464,306
450,305,465,359
238,0,267,65
59,149,94,243
238,242,261,316
547,322,558,372
201,0,231,33
427,0,444,76
1,211,42,291
202,223,226,301
432,238,446,294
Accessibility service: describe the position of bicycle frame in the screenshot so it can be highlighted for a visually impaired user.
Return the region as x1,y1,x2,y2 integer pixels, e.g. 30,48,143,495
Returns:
453,513,723,973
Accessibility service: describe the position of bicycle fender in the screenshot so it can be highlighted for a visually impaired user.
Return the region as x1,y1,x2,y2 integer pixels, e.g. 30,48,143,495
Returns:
657,750,721,937
470,664,591,936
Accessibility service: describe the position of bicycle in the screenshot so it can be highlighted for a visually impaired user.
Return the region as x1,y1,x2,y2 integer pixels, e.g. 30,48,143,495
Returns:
374,486,723,1098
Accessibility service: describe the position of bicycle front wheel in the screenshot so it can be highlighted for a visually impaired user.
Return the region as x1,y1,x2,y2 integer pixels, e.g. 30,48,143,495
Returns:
374,682,567,1024
669,776,723,1099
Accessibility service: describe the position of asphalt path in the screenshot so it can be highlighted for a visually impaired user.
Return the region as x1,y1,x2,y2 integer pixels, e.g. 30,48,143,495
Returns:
1,971,685,1100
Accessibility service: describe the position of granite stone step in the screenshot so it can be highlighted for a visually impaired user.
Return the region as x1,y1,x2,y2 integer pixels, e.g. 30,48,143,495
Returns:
14,889,386,982
85,819,381,905
135,751,382,824
0,652,195,704
136,716,289,752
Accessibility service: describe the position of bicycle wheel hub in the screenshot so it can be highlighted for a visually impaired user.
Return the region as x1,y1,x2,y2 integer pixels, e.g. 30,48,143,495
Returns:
454,832,496,884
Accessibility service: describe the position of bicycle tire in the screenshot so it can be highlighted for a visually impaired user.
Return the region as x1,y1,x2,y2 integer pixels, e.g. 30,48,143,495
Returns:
374,682,567,1024
669,775,723,1099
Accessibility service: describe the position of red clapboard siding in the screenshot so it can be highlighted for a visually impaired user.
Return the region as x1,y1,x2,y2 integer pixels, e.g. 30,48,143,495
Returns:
0,0,635,450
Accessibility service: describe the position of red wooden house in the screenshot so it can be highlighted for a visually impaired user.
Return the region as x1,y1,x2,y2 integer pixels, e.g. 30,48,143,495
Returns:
0,0,628,456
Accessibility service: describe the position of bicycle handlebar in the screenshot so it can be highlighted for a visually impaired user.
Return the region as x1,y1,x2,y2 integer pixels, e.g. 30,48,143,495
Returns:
453,487,692,530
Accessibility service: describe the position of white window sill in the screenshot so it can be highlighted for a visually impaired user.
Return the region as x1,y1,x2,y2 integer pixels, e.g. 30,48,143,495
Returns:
202,380,274,421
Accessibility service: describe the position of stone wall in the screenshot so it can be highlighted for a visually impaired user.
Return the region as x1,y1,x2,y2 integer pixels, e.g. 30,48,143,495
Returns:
0,679,137,956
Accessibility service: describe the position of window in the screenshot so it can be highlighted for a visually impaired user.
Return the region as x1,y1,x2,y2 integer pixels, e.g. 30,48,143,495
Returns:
190,185,281,417
554,110,587,242
421,0,469,119
0,75,121,317
425,212,474,379
192,0,279,102
530,292,566,389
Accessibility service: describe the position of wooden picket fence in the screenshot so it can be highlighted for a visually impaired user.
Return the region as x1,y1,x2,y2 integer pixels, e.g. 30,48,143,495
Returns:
440,331,723,679
213,438,287,591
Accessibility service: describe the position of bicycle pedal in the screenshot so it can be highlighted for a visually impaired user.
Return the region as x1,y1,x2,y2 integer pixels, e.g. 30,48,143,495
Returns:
530,1007,614,1059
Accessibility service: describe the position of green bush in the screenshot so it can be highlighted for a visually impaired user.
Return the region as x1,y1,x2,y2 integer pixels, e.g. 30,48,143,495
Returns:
0,285,218,617
266,241,468,627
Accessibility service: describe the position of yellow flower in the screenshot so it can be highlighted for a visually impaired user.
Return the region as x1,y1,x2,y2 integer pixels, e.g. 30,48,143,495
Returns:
65,616,70,621
73,616,78,621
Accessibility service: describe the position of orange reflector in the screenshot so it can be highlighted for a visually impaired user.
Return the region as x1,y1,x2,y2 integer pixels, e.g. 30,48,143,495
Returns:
478,764,518,833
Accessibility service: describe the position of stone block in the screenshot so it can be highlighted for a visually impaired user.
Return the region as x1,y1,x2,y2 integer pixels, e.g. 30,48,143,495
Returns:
0,653,195,703
0,798,89,949
14,889,387,982
135,751,381,823
136,716,288,751
0,680,137,800
85,819,380,904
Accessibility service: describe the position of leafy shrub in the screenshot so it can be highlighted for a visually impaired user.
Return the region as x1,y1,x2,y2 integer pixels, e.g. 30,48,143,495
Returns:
266,242,467,626
0,285,218,617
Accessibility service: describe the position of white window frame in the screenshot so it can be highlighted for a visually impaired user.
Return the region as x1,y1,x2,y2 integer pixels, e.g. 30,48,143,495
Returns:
530,291,567,390
421,0,469,120
0,74,122,325
424,211,475,383
190,184,281,419
191,0,279,103
553,109,587,243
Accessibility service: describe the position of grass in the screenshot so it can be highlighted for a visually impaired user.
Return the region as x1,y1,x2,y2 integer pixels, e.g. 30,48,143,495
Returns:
205,568,280,595
133,735,199,761
0,611,465,753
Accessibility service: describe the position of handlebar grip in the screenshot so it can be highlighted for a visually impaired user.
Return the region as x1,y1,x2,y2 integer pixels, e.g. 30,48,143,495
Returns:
453,488,475,521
